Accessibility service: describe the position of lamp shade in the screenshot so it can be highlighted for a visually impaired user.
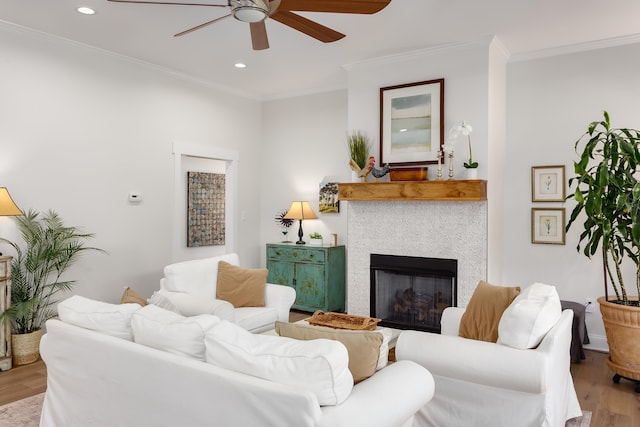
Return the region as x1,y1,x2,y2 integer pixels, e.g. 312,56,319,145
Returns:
283,201,318,220
0,188,22,216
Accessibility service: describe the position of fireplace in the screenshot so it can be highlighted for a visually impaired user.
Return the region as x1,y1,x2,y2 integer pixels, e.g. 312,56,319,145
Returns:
370,254,457,333
338,181,487,318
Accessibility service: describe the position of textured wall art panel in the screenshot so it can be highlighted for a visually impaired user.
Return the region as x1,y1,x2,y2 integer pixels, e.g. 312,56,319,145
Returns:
187,172,225,247
346,200,488,316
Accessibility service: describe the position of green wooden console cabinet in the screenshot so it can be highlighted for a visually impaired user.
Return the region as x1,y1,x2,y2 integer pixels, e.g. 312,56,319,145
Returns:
266,243,345,313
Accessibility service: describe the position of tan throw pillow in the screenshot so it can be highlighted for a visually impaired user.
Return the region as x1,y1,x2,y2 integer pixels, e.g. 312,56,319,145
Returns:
216,260,266,307
120,287,148,306
459,281,521,343
275,321,383,383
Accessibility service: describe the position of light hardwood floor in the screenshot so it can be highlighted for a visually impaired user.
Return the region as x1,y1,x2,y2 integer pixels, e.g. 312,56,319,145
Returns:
1,319,639,427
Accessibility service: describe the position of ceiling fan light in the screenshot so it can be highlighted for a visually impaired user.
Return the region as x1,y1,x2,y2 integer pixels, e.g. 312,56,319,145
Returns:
231,0,269,23
233,6,267,23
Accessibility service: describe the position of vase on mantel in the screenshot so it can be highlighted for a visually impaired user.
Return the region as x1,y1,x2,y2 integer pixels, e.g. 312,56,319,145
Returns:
465,168,478,180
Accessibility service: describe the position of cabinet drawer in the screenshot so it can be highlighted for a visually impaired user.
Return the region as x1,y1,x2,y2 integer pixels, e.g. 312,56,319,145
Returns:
267,246,325,263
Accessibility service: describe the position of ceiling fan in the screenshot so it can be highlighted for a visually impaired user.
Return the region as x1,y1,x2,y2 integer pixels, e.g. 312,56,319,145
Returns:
107,0,392,50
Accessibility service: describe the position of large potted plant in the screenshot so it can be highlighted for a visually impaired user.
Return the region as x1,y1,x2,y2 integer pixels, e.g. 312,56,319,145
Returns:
0,209,103,365
566,111,640,388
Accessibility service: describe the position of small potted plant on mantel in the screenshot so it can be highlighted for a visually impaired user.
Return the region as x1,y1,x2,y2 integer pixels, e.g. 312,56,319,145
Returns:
566,111,640,390
347,130,372,182
448,121,478,180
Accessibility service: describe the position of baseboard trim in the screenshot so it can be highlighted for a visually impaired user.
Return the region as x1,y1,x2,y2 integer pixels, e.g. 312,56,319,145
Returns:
583,334,609,353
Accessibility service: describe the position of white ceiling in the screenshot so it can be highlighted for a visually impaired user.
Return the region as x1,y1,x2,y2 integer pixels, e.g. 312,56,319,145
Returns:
2,0,640,99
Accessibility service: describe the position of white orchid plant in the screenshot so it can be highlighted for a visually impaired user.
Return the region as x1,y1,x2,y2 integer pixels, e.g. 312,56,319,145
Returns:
448,121,477,169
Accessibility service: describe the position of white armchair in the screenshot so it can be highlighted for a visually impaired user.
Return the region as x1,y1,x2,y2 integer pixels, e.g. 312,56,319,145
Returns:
395,307,582,427
157,253,296,333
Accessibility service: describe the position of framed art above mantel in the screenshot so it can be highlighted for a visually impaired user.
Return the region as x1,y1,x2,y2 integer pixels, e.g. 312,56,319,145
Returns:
380,78,444,167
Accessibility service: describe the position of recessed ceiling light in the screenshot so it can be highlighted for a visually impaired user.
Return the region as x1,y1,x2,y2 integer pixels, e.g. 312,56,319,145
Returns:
234,63,247,69
77,7,96,15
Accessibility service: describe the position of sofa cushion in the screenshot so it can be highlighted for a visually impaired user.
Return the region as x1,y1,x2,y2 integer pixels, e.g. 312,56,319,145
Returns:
234,306,278,332
131,304,219,360
459,281,521,342
57,295,141,341
162,253,240,297
498,283,562,349
216,260,266,307
205,320,353,406
275,320,383,383
153,290,234,320
147,291,180,313
120,287,148,306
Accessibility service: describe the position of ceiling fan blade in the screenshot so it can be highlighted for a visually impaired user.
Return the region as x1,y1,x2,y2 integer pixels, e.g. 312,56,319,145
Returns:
276,0,390,14
108,0,228,6
174,14,232,37
270,11,345,43
250,21,270,50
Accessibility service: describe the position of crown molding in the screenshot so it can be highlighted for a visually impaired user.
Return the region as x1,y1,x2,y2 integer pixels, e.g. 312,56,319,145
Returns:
342,35,495,71
510,33,640,63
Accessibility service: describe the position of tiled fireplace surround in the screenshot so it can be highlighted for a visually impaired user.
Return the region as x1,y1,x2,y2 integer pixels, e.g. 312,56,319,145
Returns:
345,199,488,317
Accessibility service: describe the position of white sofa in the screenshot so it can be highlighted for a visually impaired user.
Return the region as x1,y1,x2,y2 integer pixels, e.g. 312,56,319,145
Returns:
40,302,435,427
157,253,296,333
396,306,582,427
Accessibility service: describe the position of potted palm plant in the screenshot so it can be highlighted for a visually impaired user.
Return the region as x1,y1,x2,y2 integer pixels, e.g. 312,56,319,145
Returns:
0,210,103,365
566,111,640,387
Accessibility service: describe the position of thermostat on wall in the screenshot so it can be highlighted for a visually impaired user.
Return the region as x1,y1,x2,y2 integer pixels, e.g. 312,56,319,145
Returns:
128,192,142,203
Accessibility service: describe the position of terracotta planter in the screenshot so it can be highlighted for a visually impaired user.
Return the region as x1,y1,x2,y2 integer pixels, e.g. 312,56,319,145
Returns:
598,296,640,380
11,329,43,366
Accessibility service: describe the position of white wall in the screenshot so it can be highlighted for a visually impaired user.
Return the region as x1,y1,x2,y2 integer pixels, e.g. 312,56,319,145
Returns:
487,41,508,282
504,42,640,350
345,38,506,287
345,39,495,179
0,23,263,303
259,90,348,262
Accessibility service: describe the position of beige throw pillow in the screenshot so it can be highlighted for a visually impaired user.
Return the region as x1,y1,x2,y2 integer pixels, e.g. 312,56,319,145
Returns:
275,321,383,383
458,281,521,343
120,286,148,306
216,260,267,307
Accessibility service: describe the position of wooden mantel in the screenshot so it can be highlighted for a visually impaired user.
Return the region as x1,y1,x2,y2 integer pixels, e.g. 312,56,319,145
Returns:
338,180,487,201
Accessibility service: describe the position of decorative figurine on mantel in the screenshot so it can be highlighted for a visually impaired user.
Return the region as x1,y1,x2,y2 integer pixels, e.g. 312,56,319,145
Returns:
371,163,390,182
349,156,375,182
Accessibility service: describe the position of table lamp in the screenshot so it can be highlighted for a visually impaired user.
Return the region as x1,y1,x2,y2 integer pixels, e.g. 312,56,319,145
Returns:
283,201,317,245
0,187,23,256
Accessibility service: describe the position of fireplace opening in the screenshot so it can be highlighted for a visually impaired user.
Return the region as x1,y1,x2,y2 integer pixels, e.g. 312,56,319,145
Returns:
370,254,457,333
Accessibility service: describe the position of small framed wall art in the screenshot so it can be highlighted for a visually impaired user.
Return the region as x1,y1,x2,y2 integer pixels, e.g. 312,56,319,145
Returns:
380,78,444,166
319,181,339,213
531,165,565,202
531,208,566,245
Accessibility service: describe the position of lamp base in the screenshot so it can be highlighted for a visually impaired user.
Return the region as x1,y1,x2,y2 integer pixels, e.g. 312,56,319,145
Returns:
295,219,306,245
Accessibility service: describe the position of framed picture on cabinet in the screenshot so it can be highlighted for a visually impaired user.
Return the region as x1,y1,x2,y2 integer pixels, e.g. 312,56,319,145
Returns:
380,78,444,166
531,208,566,245
531,165,565,202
